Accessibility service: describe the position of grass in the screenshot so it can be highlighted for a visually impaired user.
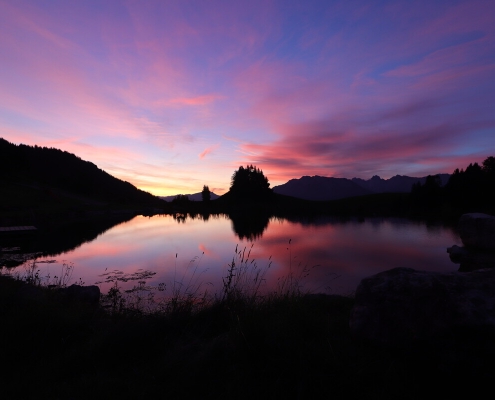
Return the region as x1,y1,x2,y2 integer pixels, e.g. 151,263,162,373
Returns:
19,258,79,287
1,247,494,399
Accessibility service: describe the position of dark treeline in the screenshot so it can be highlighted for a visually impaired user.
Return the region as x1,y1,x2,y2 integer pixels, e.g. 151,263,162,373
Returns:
3,137,493,223
0,138,163,207
172,158,495,224
411,156,495,217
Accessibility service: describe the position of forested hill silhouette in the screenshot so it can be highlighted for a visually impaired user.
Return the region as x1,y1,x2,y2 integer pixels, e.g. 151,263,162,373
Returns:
0,138,163,206
273,174,450,201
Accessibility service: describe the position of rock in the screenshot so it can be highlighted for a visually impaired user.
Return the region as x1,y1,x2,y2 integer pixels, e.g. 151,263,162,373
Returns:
350,267,495,347
446,244,469,263
458,213,495,251
447,245,495,271
61,284,100,305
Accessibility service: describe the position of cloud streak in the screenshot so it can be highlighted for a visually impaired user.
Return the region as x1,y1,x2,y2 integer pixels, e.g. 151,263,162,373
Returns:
199,144,220,159
0,0,494,194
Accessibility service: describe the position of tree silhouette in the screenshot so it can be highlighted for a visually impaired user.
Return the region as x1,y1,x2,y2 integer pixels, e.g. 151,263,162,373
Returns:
410,174,443,209
230,165,271,199
201,185,211,202
482,157,495,204
423,174,442,195
482,156,495,175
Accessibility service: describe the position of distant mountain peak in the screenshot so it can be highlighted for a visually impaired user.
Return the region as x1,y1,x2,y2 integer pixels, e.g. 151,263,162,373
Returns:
273,173,451,201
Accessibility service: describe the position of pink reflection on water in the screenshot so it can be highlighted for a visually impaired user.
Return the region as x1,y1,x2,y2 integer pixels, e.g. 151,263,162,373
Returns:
250,218,461,295
198,243,221,260
29,215,460,299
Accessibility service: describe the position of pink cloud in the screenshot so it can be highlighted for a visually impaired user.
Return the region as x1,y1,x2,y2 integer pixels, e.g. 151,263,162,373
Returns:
169,94,224,107
223,2,495,183
238,98,495,184
199,144,220,159
419,0,495,39
1,0,494,195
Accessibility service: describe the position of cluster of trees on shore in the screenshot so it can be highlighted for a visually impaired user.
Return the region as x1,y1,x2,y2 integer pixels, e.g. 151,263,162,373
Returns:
185,158,495,220
171,165,271,204
229,165,271,199
3,135,493,219
411,156,495,214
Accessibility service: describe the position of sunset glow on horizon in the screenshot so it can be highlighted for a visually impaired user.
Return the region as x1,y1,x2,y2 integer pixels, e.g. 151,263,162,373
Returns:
1,0,494,196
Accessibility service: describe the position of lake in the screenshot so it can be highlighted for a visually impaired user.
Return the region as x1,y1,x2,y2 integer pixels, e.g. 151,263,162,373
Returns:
9,214,462,299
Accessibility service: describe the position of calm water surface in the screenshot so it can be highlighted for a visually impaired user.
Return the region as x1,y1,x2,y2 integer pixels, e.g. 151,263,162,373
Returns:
29,215,461,296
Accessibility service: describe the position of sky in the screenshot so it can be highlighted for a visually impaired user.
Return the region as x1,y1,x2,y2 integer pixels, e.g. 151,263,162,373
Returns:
1,0,494,196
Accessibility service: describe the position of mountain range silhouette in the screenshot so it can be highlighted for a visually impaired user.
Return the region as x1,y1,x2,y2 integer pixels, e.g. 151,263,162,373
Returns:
272,174,450,201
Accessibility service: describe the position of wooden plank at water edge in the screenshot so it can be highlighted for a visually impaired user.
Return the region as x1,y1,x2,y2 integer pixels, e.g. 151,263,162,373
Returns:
0,226,37,234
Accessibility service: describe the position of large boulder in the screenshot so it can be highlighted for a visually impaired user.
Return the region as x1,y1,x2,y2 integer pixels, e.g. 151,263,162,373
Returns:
350,267,495,347
458,213,495,251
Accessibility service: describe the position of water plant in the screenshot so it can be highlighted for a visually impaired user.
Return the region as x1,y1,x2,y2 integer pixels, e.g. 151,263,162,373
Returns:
7,259,79,288
46,261,76,288
164,252,212,315
221,243,271,304
95,253,214,315
92,240,319,318
21,259,42,286
275,238,319,299
96,269,161,314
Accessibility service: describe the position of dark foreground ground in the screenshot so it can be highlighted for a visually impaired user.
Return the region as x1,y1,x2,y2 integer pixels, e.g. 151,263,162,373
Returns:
1,275,494,399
